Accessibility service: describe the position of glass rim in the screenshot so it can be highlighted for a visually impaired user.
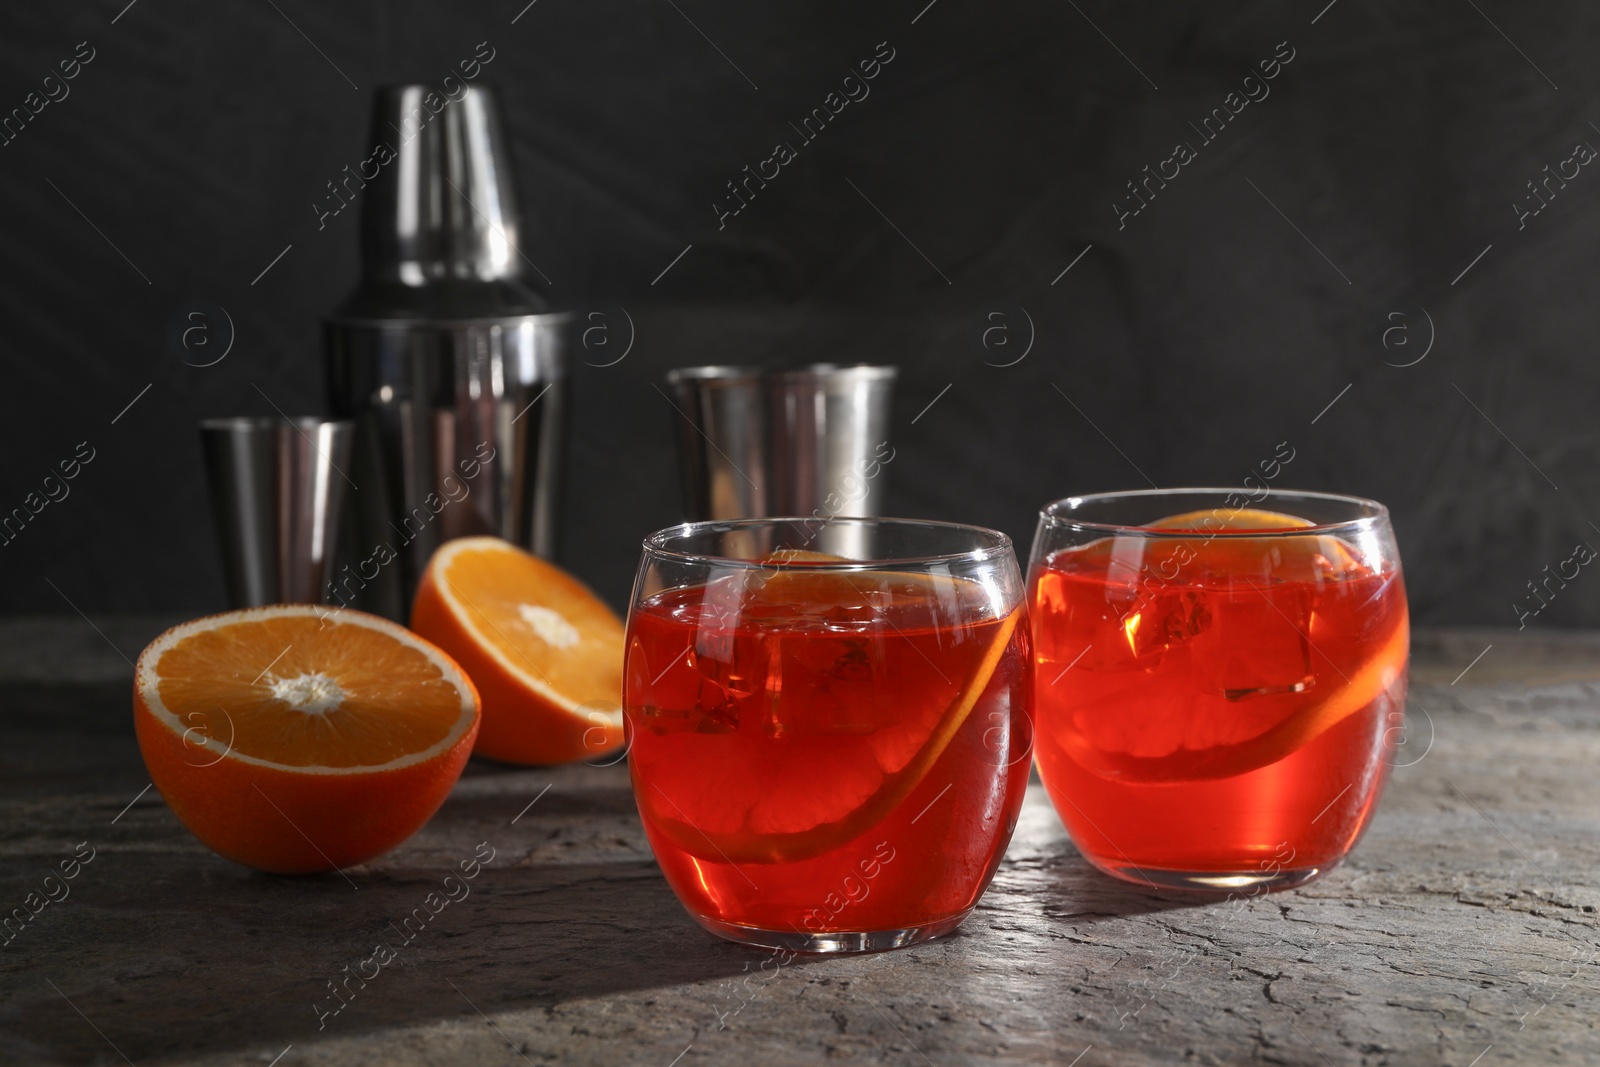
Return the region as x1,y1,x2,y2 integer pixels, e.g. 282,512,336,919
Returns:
769,362,898,383
663,363,897,386
641,516,1015,570
198,415,351,433
1037,487,1391,538
663,364,762,385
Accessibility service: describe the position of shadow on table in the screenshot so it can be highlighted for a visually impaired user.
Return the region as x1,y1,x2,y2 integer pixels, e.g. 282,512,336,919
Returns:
0,770,820,1066
1046,879,1229,924
4,853,805,1065
1019,838,1231,926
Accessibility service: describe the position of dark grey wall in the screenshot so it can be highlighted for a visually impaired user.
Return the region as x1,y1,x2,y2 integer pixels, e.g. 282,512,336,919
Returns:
1,0,1597,629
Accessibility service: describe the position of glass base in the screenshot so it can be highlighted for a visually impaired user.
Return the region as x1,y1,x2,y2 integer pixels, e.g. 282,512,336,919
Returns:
692,910,972,954
1095,862,1331,893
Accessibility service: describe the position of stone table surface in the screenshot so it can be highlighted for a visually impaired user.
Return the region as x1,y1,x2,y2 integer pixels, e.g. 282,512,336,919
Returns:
1,619,1597,1067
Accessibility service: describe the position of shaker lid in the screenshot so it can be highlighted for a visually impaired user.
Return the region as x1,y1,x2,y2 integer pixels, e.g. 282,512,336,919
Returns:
353,82,551,311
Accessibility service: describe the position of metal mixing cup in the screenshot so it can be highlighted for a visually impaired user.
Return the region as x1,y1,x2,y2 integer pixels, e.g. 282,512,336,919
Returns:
665,364,897,553
199,417,353,607
664,366,768,521
767,364,896,559
325,82,566,619
277,419,356,603
768,364,897,519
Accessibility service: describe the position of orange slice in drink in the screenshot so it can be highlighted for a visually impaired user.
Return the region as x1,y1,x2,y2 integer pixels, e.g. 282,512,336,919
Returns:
1046,506,1359,588
1054,614,1407,781
1045,505,1404,781
635,570,1020,864
1151,507,1315,530
133,605,480,874
1147,506,1359,580
411,537,625,765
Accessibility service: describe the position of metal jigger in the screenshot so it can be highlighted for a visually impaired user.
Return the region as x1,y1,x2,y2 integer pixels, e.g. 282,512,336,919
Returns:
666,364,898,557
199,417,354,607
325,82,566,620
768,364,897,517
665,366,769,522
767,364,896,558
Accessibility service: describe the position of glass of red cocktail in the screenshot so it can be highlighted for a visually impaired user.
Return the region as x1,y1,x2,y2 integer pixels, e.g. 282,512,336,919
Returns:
625,517,1033,952
1027,490,1408,891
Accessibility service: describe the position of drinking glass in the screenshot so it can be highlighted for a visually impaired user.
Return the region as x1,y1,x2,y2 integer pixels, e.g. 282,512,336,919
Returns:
625,517,1033,952
1027,489,1408,891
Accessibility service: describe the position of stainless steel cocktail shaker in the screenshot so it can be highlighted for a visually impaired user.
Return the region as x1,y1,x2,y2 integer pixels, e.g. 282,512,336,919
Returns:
325,83,566,619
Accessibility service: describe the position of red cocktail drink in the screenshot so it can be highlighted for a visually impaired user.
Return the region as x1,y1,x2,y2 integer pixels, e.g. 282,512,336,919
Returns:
1028,493,1408,890
625,520,1032,951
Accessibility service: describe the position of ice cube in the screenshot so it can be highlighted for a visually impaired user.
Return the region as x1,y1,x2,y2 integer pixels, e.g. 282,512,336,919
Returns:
689,630,765,734
694,671,739,733
767,635,881,737
1189,582,1314,700
1126,588,1212,659
1072,586,1211,674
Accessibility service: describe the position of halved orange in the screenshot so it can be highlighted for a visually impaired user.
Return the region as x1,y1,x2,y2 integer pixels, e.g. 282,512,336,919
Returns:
133,605,479,874
410,537,625,765
630,568,1022,863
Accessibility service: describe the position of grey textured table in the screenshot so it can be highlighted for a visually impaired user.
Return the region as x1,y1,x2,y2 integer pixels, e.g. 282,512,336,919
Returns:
2,620,1597,1066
